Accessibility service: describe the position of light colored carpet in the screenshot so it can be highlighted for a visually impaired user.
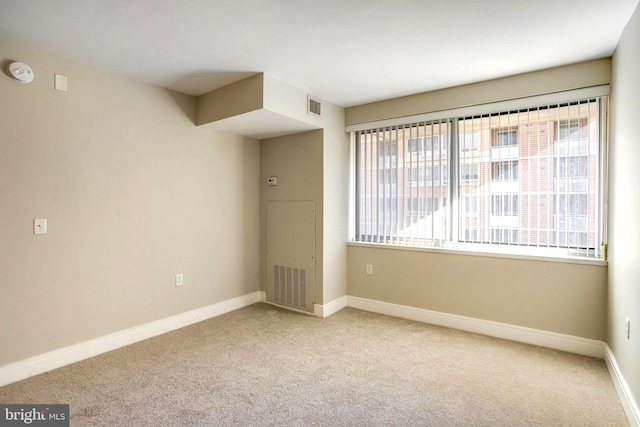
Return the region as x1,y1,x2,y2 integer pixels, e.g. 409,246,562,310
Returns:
0,303,628,426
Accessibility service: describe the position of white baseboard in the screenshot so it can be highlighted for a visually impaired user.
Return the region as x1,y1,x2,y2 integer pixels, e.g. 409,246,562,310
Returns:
314,296,348,318
261,290,347,318
0,291,262,387
605,345,640,427
347,296,605,358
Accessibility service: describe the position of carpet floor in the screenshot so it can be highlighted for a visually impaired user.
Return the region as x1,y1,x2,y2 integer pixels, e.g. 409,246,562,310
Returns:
0,303,629,426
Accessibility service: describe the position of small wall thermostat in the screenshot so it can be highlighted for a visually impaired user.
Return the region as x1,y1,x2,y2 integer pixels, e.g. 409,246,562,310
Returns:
7,62,34,83
267,176,278,186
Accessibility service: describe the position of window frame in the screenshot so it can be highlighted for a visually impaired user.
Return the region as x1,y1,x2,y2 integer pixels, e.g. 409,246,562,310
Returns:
350,87,609,261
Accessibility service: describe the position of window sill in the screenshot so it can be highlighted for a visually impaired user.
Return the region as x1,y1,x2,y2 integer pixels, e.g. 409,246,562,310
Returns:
347,241,608,267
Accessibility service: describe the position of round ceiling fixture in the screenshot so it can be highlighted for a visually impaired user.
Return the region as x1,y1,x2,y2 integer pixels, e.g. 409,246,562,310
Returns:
7,61,34,83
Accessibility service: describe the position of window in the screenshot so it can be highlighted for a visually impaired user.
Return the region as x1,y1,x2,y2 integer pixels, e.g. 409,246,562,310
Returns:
491,161,518,181
354,95,605,259
426,166,448,184
559,121,588,141
460,196,479,214
558,194,588,216
556,120,589,155
460,164,479,183
379,140,398,157
493,129,518,147
406,197,442,215
426,166,439,183
463,229,479,242
491,228,519,244
378,168,398,185
405,166,448,187
432,135,448,152
407,135,447,157
383,197,398,214
406,137,423,155
356,122,449,244
555,156,588,192
491,195,518,216
460,131,481,153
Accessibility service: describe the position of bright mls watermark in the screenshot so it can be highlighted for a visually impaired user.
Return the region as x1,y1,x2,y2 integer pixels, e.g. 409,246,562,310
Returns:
0,405,69,426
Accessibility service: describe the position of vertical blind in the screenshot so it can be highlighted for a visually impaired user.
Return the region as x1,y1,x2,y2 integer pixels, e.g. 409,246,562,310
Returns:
355,97,604,259
357,120,450,247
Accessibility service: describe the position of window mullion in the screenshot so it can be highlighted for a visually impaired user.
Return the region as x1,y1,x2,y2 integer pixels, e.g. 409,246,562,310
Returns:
394,126,399,245
598,97,608,259
449,119,459,244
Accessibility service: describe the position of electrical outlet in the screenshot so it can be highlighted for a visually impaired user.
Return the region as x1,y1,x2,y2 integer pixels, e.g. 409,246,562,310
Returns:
366,264,373,275
175,274,184,287
625,318,630,340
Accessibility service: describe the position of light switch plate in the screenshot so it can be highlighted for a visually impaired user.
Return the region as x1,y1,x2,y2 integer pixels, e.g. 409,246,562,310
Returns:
34,218,47,235
54,74,68,91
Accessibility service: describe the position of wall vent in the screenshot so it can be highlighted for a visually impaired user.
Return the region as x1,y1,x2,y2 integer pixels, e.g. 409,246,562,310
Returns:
273,265,306,309
308,96,321,116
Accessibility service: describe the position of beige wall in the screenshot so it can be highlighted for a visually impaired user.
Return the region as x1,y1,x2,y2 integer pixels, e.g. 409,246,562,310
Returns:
259,92,348,308
346,59,611,126
196,73,264,125
260,130,324,305
609,0,640,410
321,101,349,305
0,39,260,366
348,246,607,339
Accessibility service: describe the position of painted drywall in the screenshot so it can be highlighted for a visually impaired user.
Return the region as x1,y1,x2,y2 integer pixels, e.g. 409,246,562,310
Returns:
258,87,348,308
0,39,260,366
196,73,323,140
321,101,349,305
260,130,324,306
196,73,264,125
346,59,611,126
263,74,323,127
609,0,640,411
348,246,607,339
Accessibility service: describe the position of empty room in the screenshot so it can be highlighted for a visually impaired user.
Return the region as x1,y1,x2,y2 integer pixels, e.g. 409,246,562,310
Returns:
1,0,639,425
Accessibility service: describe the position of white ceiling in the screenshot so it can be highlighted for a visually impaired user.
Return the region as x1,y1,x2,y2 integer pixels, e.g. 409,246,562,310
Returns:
1,0,638,108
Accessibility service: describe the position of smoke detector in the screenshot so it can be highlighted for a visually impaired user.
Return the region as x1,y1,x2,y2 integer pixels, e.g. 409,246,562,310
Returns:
7,62,34,83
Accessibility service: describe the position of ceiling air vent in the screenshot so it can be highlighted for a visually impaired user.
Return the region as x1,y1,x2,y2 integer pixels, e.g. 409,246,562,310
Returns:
308,96,321,116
